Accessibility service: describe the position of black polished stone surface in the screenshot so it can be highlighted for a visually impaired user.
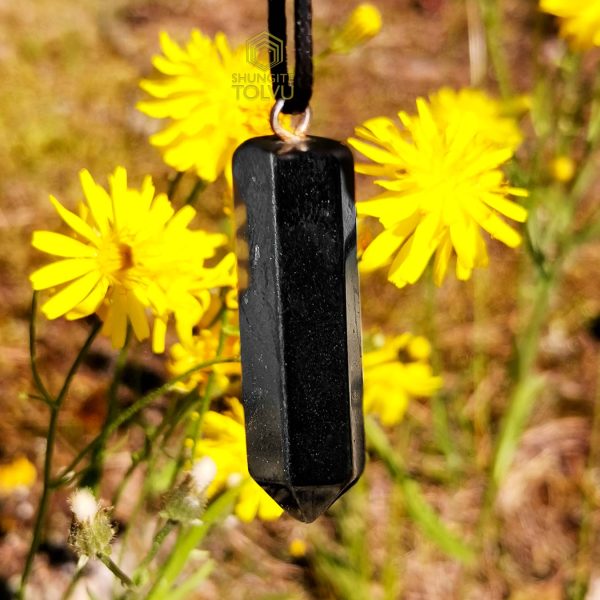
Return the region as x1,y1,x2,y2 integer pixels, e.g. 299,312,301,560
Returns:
232,135,364,523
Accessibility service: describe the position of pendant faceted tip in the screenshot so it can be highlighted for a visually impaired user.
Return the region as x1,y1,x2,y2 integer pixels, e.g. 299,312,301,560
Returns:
233,135,365,523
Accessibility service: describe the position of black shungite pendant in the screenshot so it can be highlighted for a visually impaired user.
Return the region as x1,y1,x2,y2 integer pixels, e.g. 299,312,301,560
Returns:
232,135,364,523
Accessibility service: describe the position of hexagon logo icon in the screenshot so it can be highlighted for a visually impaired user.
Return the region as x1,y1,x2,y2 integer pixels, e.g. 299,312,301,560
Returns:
246,31,284,71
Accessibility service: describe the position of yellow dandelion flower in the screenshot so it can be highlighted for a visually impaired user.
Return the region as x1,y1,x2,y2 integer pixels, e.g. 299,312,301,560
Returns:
330,3,382,54
0,457,37,496
429,88,523,152
349,92,528,288
195,398,283,522
149,251,237,353
364,333,442,426
289,538,308,558
550,155,576,183
540,0,600,50
168,326,240,393
137,30,274,185
30,167,228,349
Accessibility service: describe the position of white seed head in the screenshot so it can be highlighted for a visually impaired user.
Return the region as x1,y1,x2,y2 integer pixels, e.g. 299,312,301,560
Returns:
191,457,217,493
69,488,99,523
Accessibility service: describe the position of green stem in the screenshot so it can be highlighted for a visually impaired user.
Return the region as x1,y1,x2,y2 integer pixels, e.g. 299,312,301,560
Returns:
133,520,176,584
472,271,493,469
52,356,239,485
80,332,130,490
167,560,215,600
18,409,59,599
28,293,53,406
556,52,583,156
184,179,206,206
19,309,102,599
146,488,238,600
98,554,134,588
191,309,229,446
157,388,201,452
62,565,85,600
167,171,184,200
112,388,202,509
365,417,475,563
476,0,512,98
170,307,230,487
492,271,554,484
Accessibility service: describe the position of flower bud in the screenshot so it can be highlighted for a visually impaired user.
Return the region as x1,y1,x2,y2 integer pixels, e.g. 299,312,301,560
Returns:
161,475,206,525
68,489,114,558
0,457,37,497
550,155,575,183
289,538,308,558
407,335,432,361
330,4,382,54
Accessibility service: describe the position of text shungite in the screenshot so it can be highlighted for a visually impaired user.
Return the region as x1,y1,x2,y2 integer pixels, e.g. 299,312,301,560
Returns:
232,135,364,523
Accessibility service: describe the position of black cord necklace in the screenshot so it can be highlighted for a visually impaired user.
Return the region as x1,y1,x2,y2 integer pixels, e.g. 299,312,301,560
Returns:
232,0,364,523
267,0,313,115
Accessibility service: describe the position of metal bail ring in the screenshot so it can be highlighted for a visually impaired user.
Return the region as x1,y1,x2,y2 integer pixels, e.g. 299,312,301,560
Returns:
270,98,312,145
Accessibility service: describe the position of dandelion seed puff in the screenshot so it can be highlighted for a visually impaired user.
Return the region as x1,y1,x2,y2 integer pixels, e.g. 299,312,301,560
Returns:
330,3,382,54
69,488,98,523
191,457,217,493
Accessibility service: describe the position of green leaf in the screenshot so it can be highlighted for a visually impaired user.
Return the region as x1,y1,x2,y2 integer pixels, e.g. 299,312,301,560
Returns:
313,548,371,600
492,374,546,484
145,487,238,600
167,559,214,600
365,417,475,564
398,477,475,563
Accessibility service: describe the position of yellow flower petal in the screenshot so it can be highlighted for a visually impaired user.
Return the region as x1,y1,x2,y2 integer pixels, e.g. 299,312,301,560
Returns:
433,233,453,286
65,278,109,320
30,258,95,290
41,271,102,320
468,203,522,248
104,292,128,348
235,481,262,523
359,227,405,272
540,0,600,50
258,491,285,520
79,170,112,235
32,231,97,258
49,196,98,245
348,138,404,167
126,293,150,342
483,194,528,223
389,213,440,285
363,332,442,426
356,193,419,223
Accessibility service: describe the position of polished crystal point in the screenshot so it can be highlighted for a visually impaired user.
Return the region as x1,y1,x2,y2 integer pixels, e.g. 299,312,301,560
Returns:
232,135,364,523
